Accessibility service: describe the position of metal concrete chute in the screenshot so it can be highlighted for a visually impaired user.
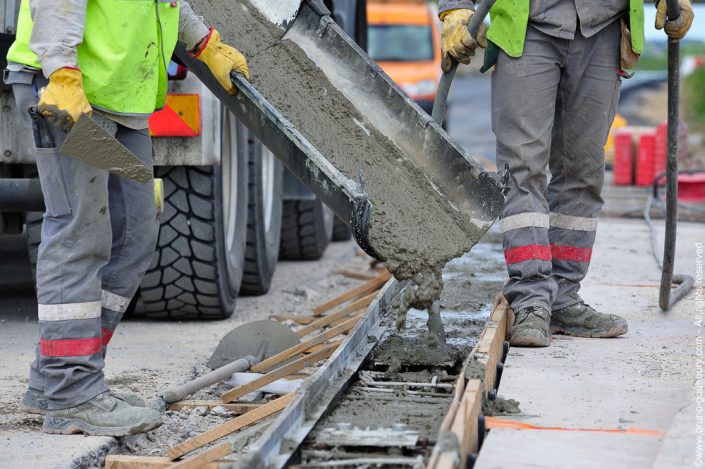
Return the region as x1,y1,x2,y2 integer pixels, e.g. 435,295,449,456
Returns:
182,0,505,265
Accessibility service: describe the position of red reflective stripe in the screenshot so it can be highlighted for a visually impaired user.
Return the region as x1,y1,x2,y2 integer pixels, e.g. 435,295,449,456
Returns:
504,244,552,264
101,328,114,346
551,244,593,263
40,338,102,357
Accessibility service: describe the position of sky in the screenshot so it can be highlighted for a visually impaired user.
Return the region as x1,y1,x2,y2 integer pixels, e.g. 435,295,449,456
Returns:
643,5,705,41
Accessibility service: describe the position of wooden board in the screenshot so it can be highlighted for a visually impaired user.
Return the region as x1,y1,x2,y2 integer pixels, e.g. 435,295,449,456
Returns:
251,316,360,373
312,271,391,316
167,401,262,413
451,379,483,464
334,269,376,280
168,442,231,469
271,314,315,325
476,296,510,394
296,291,376,337
167,392,296,460
105,455,223,469
222,342,340,403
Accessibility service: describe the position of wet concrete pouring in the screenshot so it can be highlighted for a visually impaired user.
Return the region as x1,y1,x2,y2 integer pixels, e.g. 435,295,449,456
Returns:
296,233,505,466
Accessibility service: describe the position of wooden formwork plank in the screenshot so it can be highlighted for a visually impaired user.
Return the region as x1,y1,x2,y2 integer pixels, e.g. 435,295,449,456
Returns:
312,271,391,316
296,291,377,337
105,455,224,469
167,393,296,460
453,379,483,464
167,442,232,469
251,316,360,373
335,269,377,280
167,401,262,413
477,296,510,395
271,314,315,325
222,342,340,402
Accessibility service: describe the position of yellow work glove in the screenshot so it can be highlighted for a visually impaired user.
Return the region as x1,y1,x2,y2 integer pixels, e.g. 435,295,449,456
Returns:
38,67,92,132
440,9,488,73
193,28,250,95
655,0,694,40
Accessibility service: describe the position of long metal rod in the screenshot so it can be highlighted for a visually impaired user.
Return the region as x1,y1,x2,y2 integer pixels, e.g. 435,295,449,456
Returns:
431,0,496,125
659,0,694,310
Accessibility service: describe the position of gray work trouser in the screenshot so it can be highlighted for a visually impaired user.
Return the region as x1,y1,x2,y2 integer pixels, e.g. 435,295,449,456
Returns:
492,22,621,313
12,77,158,410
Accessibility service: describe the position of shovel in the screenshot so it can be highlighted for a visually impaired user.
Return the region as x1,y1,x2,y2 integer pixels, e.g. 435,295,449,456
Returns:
161,319,301,403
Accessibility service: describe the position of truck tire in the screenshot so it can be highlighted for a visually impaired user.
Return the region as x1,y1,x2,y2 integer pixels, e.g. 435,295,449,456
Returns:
279,199,334,261
136,111,248,320
22,165,42,279
240,138,283,296
332,216,352,241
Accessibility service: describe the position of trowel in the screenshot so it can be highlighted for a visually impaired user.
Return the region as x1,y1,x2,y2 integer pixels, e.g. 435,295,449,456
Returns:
161,319,301,403
61,114,152,183
29,107,152,183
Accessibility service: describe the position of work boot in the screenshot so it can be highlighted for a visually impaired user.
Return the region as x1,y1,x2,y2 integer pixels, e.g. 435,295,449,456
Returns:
509,305,551,347
42,392,161,436
21,387,146,415
551,301,628,338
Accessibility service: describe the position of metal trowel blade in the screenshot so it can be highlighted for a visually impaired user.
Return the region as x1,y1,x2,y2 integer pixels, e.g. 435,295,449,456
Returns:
60,115,152,183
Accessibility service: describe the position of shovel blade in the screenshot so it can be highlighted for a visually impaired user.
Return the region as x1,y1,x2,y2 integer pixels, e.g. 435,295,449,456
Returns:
60,115,152,183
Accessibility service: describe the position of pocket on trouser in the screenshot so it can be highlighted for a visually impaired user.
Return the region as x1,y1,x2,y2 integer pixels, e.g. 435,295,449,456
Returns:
35,148,73,217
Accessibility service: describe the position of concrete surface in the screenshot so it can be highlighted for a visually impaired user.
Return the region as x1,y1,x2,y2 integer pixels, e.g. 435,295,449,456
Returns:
476,218,703,468
0,233,368,468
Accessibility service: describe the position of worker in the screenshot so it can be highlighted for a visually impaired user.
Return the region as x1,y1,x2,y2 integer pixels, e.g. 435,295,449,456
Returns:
4,0,248,435
438,0,693,346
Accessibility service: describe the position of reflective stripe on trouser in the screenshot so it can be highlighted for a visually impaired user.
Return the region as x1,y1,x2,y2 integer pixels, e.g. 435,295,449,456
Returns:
493,22,620,312
15,76,158,410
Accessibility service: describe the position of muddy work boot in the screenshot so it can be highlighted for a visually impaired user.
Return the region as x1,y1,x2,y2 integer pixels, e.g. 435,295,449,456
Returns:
551,301,628,338
43,392,161,436
509,306,551,347
21,387,146,415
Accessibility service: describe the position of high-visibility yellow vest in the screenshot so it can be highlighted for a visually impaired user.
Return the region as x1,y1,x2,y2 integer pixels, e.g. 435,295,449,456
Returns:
487,0,645,57
7,0,180,116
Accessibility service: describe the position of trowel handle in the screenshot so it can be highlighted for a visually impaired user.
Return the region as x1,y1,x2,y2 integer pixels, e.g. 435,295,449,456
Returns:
431,0,495,125
162,356,256,403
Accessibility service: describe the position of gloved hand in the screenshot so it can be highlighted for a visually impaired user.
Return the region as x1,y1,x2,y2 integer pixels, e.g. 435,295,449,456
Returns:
38,67,92,132
440,9,488,73
193,28,250,95
655,0,694,40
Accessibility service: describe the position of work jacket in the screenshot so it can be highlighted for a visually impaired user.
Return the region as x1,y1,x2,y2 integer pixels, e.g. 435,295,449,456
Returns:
7,0,208,116
438,0,645,57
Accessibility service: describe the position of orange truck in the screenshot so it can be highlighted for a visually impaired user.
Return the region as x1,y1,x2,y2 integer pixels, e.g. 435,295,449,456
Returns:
367,0,442,116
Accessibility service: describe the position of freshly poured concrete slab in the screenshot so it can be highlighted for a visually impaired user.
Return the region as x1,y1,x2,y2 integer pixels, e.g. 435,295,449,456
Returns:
475,218,701,468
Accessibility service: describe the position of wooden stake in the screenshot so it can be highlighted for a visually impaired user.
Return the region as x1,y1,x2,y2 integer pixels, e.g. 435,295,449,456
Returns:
312,271,391,316
167,442,232,469
167,400,262,413
251,316,360,373
222,342,340,403
167,393,295,460
296,291,376,337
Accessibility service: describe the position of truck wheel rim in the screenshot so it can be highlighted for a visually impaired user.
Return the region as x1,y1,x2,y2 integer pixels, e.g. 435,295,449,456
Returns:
221,111,239,253
261,146,276,233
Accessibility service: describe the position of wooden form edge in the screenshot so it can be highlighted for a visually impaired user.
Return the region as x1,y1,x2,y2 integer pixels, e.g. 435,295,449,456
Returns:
428,294,511,469
238,278,401,468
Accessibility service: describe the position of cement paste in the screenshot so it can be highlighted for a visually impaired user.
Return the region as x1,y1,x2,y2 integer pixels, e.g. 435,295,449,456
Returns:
188,0,491,332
